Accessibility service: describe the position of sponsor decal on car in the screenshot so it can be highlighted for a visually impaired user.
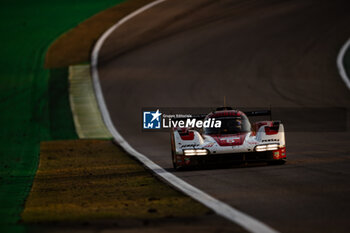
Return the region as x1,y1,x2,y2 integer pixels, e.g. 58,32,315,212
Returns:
181,144,200,148
204,142,215,147
219,136,240,143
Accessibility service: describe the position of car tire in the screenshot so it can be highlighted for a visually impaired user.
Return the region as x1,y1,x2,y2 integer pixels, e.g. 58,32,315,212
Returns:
268,159,286,165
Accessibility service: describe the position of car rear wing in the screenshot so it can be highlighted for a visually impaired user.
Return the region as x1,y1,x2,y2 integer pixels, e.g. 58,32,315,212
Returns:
244,110,271,117
171,109,272,122
172,114,207,121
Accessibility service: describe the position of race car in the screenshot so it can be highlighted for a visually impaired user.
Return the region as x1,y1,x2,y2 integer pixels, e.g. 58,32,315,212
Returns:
170,107,286,170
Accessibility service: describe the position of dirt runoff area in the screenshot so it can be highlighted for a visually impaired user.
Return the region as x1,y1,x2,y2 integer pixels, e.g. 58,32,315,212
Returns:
21,140,244,232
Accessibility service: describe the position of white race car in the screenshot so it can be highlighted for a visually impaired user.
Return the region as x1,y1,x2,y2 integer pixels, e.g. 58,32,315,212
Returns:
170,107,286,170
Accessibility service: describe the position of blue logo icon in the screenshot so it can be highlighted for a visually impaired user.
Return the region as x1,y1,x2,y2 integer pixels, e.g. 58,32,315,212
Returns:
143,109,162,129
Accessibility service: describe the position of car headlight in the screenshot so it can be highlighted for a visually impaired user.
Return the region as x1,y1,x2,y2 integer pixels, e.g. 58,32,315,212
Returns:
255,144,279,152
183,149,208,156
267,144,279,150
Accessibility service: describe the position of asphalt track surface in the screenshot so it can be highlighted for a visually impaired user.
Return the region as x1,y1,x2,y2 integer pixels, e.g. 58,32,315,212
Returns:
97,0,350,232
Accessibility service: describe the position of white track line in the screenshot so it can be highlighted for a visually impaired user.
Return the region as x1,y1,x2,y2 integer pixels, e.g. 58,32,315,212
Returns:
91,1,279,233
337,38,350,90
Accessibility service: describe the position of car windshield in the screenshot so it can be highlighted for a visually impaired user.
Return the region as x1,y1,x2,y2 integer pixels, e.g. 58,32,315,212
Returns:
204,116,251,135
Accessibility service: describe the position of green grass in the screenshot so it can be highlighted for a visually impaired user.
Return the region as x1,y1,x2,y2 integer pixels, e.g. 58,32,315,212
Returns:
0,1,125,232
49,68,77,139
